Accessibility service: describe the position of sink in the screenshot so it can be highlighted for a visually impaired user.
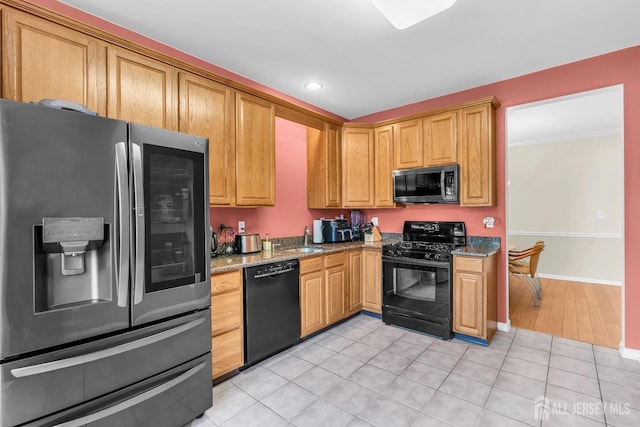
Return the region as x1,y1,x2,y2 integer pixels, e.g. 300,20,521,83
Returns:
283,247,324,253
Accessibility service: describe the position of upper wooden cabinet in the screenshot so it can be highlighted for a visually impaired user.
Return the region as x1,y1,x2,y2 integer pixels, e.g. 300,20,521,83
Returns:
2,9,107,115
307,123,341,208
235,92,276,206
374,125,396,208
458,103,496,206
393,119,423,169
424,111,458,166
107,46,178,130
179,73,236,206
342,125,375,207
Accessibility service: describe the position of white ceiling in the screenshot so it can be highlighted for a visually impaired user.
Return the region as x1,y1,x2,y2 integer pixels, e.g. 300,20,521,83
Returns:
507,86,624,145
58,0,640,120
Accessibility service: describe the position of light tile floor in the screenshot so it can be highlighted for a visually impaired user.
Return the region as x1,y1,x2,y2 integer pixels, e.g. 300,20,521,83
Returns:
189,314,640,427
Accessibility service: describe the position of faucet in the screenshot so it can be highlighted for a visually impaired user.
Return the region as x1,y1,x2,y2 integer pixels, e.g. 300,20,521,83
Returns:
304,225,310,246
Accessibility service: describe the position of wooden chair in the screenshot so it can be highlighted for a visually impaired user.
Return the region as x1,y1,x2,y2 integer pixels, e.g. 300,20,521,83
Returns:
509,241,545,307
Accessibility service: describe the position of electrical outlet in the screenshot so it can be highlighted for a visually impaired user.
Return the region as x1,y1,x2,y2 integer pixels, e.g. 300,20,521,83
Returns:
482,217,495,228
238,220,246,233
371,216,379,226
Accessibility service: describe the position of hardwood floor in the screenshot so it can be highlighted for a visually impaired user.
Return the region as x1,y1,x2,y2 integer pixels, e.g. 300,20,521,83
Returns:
509,276,621,348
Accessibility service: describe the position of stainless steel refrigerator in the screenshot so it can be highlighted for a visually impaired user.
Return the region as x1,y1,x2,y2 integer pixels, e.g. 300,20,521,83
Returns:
0,99,212,426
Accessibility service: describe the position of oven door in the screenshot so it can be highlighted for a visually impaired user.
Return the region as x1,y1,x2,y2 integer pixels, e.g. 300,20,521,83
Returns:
382,256,452,338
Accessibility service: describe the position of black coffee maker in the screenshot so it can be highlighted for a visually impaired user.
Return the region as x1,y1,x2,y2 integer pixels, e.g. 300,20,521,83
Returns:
350,210,364,241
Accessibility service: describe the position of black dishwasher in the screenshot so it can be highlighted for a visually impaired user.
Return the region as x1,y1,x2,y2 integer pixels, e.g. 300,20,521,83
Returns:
244,259,300,365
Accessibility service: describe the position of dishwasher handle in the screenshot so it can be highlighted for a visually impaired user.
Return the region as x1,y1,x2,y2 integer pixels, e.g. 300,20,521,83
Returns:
252,267,297,279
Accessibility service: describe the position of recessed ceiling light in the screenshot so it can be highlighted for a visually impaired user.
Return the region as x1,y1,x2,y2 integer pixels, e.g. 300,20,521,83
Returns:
370,0,456,30
305,81,323,91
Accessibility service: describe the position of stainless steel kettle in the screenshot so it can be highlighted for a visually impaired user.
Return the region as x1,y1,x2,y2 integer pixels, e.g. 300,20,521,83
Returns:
210,227,218,257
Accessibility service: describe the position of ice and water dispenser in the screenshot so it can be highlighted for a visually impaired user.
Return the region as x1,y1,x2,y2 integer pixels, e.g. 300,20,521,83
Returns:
34,217,111,312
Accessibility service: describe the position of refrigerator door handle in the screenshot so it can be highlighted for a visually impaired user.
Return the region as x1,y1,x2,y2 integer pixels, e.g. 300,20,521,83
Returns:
52,361,206,427
131,142,145,305
10,316,205,378
114,142,130,308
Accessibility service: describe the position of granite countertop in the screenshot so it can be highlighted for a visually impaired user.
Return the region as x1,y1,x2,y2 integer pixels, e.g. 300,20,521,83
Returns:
452,237,501,257
210,240,395,274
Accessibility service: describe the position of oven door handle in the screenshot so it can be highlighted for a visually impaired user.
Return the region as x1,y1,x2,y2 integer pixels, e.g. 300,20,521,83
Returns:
382,256,450,269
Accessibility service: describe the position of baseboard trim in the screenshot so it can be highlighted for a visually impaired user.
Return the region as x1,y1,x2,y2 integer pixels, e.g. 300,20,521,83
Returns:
537,273,622,287
620,345,640,361
498,320,511,332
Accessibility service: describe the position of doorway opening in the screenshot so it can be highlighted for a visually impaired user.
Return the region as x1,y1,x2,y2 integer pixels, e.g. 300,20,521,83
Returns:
506,85,624,348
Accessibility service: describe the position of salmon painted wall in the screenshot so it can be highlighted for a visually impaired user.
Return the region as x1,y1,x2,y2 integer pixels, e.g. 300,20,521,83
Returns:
209,118,345,237
23,0,640,350
354,46,640,351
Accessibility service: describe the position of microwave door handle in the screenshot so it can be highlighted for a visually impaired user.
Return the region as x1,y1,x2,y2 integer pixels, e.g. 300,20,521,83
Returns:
440,171,446,199
131,143,144,305
114,142,130,307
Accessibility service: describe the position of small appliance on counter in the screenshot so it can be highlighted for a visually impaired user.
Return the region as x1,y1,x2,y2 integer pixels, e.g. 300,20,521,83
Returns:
312,219,324,244
350,210,364,241
210,227,218,257
235,233,262,254
322,219,353,243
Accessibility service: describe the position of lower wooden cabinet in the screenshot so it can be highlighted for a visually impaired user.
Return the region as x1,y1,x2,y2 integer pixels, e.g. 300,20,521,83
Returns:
453,253,498,342
300,256,325,337
348,250,363,314
361,249,382,314
324,252,348,324
300,252,349,337
211,269,244,379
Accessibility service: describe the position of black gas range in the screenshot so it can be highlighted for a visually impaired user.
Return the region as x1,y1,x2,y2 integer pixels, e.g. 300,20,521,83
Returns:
382,221,466,263
382,221,466,339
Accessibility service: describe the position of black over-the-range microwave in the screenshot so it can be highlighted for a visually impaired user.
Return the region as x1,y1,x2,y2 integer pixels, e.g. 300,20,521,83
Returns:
392,164,459,204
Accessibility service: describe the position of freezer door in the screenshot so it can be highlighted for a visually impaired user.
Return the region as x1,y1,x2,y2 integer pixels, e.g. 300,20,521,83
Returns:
128,124,210,326
0,99,130,358
23,354,212,427
0,309,211,426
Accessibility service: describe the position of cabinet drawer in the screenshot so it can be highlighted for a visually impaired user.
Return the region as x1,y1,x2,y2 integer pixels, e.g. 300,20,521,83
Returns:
211,269,242,295
212,328,243,378
300,256,323,274
212,290,242,336
455,256,484,273
324,251,346,268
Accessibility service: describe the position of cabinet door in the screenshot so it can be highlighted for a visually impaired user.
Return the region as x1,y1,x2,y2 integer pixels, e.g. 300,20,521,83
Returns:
2,9,107,115
424,111,457,166
393,119,423,169
453,270,484,337
179,73,235,206
307,123,341,208
325,263,347,324
362,250,382,313
348,250,363,314
325,124,342,207
211,269,243,378
374,125,395,207
235,92,275,206
212,329,243,379
459,103,496,206
300,270,325,337
342,126,374,207
108,46,178,130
